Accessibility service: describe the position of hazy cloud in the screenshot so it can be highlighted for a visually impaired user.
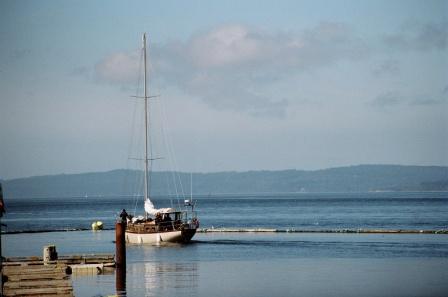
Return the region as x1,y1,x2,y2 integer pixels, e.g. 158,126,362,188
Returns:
96,23,368,116
173,22,366,71
370,91,403,108
10,48,31,60
69,66,90,79
95,51,140,84
187,25,266,68
443,85,448,95
410,97,446,106
373,59,400,76
384,21,448,51
409,86,448,106
371,90,447,108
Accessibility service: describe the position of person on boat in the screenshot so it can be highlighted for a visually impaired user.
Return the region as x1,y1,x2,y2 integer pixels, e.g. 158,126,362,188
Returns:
155,212,162,223
120,209,129,223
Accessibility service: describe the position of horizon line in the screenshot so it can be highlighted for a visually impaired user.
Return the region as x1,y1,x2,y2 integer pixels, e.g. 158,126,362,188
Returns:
2,163,448,181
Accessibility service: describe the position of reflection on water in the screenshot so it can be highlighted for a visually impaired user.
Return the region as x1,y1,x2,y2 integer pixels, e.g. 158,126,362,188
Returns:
116,267,126,296
127,261,198,296
72,260,198,297
5,231,448,297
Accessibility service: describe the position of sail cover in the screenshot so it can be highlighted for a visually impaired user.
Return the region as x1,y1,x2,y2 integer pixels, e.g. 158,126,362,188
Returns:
144,198,175,215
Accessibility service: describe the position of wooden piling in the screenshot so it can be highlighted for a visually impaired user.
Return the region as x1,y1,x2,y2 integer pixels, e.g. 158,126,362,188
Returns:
115,221,126,294
115,221,126,269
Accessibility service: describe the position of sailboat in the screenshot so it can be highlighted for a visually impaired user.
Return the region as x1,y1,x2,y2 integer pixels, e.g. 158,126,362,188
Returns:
124,33,199,244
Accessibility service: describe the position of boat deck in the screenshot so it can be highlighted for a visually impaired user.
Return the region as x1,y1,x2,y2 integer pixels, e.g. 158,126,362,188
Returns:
126,220,186,234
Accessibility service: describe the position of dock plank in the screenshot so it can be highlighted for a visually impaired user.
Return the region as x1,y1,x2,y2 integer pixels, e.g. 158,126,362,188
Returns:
4,267,69,275
4,279,72,289
3,253,115,296
3,262,73,297
7,275,70,282
4,287,73,296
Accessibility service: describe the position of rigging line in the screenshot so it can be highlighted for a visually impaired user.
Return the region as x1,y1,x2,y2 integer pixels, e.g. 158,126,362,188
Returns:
155,93,179,199
159,97,181,199
147,68,153,200
132,171,143,217
166,136,187,199
133,43,145,214
153,93,179,200
130,95,160,99
133,165,143,216
129,157,164,161
132,171,139,217
132,112,144,216
127,41,145,216
162,113,185,209
163,170,178,205
124,43,145,215
160,99,187,199
155,100,174,200
125,101,139,194
177,173,182,210
131,122,144,217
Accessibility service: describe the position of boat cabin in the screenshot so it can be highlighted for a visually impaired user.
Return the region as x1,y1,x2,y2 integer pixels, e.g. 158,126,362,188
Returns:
126,209,198,235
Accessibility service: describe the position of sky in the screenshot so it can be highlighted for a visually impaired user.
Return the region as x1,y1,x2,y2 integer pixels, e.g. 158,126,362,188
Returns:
0,0,447,179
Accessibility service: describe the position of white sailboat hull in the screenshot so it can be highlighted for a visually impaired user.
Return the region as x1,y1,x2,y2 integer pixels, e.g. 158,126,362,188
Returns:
125,228,196,244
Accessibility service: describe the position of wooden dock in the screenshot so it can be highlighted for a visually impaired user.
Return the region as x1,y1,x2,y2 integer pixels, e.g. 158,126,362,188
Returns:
2,254,115,297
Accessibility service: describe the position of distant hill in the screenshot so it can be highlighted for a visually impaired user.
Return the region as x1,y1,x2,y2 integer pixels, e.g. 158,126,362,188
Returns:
2,165,448,199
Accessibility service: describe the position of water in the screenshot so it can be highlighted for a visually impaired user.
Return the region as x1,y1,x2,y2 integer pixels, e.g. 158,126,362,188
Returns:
2,192,448,296
3,231,448,296
3,192,448,232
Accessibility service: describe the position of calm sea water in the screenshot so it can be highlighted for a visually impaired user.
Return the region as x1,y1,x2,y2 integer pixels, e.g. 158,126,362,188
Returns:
3,192,448,232
3,231,448,297
2,192,448,296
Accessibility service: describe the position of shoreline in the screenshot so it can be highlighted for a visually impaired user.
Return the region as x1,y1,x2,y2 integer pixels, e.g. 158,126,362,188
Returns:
3,227,448,235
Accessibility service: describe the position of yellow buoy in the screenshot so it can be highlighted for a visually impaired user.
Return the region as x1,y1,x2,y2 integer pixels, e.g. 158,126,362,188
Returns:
91,221,104,230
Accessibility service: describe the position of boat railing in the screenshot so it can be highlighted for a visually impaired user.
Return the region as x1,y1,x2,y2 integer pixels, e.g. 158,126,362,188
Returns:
181,211,197,222
154,219,198,231
155,220,183,231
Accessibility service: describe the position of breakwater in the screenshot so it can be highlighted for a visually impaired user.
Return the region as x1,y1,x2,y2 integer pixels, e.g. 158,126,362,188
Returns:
3,227,448,235
198,228,448,234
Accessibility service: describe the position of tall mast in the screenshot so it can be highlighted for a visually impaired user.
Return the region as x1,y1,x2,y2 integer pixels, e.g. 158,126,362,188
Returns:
143,33,149,202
